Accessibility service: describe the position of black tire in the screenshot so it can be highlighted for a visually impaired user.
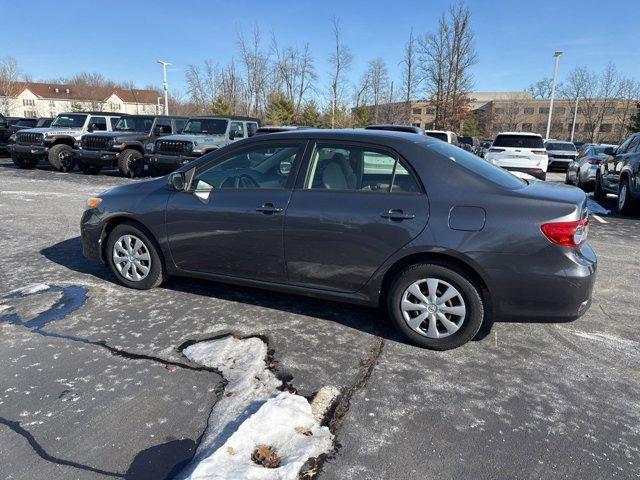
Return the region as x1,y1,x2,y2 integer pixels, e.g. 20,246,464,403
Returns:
593,173,606,201
11,153,38,169
106,222,165,290
118,149,144,178
617,177,639,216
48,144,73,171
387,263,484,350
77,160,103,175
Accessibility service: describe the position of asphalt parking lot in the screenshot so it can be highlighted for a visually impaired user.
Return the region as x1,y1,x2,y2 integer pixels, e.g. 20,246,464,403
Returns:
0,160,638,480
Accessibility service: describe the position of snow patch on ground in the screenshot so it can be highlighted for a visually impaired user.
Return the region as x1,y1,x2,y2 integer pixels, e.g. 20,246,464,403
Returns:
587,194,610,215
17,284,50,296
180,336,333,479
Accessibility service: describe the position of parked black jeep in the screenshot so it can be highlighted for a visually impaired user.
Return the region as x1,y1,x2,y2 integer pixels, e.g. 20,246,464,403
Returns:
73,115,188,177
0,114,11,155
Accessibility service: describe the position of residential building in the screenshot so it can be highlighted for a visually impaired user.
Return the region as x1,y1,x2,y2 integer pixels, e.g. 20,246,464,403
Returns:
0,82,162,118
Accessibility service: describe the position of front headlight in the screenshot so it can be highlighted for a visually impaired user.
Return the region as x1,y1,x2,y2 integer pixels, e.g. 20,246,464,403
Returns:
146,143,154,153
85,197,102,209
9,134,16,143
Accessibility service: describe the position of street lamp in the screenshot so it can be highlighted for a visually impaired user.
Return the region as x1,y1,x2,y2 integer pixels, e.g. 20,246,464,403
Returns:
157,60,171,115
545,51,563,140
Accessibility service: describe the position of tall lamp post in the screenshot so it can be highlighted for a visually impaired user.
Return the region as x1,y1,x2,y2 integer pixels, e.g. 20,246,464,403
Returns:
570,96,579,142
545,51,563,140
157,60,171,115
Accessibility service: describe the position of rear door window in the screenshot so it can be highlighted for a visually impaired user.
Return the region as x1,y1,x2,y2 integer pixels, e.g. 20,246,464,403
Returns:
174,119,187,133
493,135,544,149
90,116,107,131
305,143,422,193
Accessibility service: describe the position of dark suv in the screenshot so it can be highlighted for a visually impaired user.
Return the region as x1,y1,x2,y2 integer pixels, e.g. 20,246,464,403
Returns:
594,132,640,215
73,115,188,177
81,130,596,350
2,117,53,151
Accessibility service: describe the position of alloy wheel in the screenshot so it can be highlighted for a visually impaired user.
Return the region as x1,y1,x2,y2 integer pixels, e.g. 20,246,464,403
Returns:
400,278,466,339
112,234,151,281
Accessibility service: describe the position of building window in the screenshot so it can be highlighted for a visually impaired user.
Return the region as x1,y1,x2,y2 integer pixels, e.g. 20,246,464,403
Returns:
49,100,55,107
109,102,121,111
539,107,549,114
603,107,615,116
599,124,612,133
424,108,435,115
555,107,566,115
412,108,422,115
24,110,37,118
23,99,35,107
521,123,532,131
524,107,534,115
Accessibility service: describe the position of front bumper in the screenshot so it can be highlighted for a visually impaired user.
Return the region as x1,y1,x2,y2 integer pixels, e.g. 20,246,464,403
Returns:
11,143,49,160
470,243,597,321
73,149,119,166
144,153,197,171
80,209,105,261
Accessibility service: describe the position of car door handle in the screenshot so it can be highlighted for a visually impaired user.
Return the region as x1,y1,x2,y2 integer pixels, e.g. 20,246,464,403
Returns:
381,209,415,221
256,203,283,214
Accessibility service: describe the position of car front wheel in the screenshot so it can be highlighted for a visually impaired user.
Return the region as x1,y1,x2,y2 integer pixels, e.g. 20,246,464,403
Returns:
618,178,638,216
387,263,484,350
594,173,606,201
118,149,144,178
106,223,165,289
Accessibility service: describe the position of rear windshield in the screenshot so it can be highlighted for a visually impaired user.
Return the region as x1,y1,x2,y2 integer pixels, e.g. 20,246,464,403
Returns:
493,134,544,149
15,119,37,127
427,141,525,189
546,142,576,152
426,132,448,142
592,146,607,156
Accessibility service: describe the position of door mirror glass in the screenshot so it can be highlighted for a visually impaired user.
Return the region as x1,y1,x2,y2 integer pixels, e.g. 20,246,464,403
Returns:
278,160,292,176
169,172,186,191
603,147,614,156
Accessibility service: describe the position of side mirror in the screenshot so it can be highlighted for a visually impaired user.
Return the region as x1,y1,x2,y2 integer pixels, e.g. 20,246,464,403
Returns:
603,147,614,156
169,172,186,191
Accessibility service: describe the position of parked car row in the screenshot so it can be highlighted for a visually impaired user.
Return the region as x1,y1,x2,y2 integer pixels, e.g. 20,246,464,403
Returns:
0,114,52,154
6,111,261,177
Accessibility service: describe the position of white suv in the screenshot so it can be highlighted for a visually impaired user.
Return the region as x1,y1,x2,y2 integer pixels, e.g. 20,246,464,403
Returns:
425,130,458,144
484,132,548,180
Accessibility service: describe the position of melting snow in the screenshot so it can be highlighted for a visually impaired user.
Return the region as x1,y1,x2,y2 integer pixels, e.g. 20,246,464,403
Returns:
587,195,610,215
179,336,333,480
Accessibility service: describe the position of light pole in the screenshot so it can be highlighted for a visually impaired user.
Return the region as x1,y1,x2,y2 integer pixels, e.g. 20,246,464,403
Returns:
570,96,579,142
545,51,563,140
157,60,171,115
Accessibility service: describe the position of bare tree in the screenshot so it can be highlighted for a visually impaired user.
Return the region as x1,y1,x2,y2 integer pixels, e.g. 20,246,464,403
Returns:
580,62,621,142
418,2,477,130
614,77,640,141
528,78,555,99
328,17,353,128
401,29,418,104
271,37,317,118
238,26,271,117
218,59,244,115
185,61,219,113
0,57,22,115
366,58,390,123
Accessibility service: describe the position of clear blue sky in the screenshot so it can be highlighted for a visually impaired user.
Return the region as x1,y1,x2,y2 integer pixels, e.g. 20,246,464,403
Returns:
5,0,639,97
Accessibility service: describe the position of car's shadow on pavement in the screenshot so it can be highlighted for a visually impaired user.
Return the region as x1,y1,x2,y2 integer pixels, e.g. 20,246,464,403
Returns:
42,237,495,345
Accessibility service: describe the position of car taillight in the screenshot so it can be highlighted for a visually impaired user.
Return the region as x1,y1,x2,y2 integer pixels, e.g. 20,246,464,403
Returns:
541,218,589,247
532,150,547,155
587,158,600,165
488,147,505,152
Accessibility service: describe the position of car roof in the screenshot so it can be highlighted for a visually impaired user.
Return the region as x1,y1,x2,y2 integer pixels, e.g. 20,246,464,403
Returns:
497,131,542,137
245,128,442,146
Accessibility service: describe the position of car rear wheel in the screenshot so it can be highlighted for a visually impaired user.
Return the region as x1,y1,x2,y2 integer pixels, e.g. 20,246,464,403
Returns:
48,144,73,171
387,263,484,350
617,178,638,216
77,160,103,175
593,173,606,201
106,223,165,290
118,149,144,178
11,154,38,169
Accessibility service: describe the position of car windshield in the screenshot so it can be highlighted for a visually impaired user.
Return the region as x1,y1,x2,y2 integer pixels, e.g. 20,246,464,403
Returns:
51,114,87,128
114,116,154,132
427,141,526,189
493,134,544,149
15,119,37,127
546,142,576,152
426,132,448,141
182,119,228,135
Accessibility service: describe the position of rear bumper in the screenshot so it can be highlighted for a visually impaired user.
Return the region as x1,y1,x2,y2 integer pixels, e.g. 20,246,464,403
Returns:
144,153,197,171
469,243,597,321
548,157,574,169
502,166,547,180
11,144,48,160
73,149,119,166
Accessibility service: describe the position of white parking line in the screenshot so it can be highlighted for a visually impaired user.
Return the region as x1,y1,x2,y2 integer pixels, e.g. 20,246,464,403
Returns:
592,214,608,224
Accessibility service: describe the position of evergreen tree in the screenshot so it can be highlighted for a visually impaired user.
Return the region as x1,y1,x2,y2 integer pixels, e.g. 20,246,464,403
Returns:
299,100,321,127
628,102,640,133
210,95,232,116
265,94,295,125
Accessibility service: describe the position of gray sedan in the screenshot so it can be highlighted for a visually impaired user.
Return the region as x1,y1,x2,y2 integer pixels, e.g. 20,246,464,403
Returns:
565,144,608,191
81,130,596,350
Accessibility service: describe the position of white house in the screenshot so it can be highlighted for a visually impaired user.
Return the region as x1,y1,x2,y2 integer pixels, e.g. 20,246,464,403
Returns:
0,82,162,118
